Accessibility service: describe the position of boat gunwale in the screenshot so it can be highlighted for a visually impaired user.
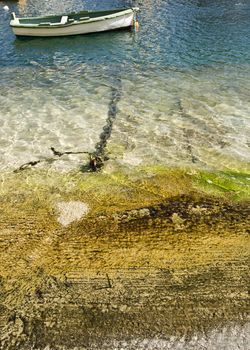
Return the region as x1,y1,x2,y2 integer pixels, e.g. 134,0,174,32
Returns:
10,8,136,29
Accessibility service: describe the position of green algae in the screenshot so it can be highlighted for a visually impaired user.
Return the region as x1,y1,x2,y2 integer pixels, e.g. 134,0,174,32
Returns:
0,165,249,349
0,164,249,284
0,166,192,213
0,165,249,229
195,170,250,200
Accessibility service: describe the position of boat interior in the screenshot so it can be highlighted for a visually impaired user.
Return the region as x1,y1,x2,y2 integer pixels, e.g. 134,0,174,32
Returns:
16,8,130,25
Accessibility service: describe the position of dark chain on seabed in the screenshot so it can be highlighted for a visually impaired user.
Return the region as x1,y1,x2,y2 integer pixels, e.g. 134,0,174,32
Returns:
14,77,122,174
88,77,122,171
177,99,199,164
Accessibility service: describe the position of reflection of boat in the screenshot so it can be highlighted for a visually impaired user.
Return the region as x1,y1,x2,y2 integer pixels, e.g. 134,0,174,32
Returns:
10,8,139,37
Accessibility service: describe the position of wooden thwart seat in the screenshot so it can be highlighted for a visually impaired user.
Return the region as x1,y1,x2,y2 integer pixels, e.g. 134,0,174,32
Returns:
60,16,68,24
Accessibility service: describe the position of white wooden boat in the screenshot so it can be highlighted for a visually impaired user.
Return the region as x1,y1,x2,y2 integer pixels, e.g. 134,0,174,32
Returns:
10,8,139,37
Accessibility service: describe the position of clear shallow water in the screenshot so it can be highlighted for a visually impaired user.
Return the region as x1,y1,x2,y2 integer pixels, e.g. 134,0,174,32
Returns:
0,0,250,171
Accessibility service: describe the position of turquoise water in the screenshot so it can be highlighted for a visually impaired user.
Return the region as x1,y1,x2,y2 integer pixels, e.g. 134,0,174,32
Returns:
0,0,250,171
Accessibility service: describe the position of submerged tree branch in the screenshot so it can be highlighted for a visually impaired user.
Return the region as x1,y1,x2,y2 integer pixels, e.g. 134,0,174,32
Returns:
13,148,104,173
50,147,89,157
14,160,42,173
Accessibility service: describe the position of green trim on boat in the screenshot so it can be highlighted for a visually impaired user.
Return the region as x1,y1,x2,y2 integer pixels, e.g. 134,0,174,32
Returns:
10,8,137,28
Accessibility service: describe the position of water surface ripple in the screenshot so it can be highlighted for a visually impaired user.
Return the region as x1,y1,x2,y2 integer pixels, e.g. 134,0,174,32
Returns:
0,0,250,171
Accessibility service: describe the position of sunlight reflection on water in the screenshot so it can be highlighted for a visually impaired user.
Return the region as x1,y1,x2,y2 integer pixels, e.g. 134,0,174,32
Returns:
0,0,249,171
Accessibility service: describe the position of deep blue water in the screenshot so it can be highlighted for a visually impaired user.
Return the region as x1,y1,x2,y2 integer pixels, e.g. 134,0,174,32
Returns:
1,0,250,69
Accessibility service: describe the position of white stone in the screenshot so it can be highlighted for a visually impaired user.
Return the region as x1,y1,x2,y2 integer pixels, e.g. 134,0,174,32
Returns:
56,201,89,226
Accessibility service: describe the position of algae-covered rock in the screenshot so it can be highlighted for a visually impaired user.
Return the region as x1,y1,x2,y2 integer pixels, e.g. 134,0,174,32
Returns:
0,166,249,349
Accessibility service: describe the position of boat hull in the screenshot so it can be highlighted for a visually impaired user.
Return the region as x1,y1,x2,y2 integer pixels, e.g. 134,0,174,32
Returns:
11,12,134,37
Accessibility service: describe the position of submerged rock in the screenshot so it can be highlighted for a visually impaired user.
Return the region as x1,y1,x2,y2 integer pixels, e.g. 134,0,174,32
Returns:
56,201,89,226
